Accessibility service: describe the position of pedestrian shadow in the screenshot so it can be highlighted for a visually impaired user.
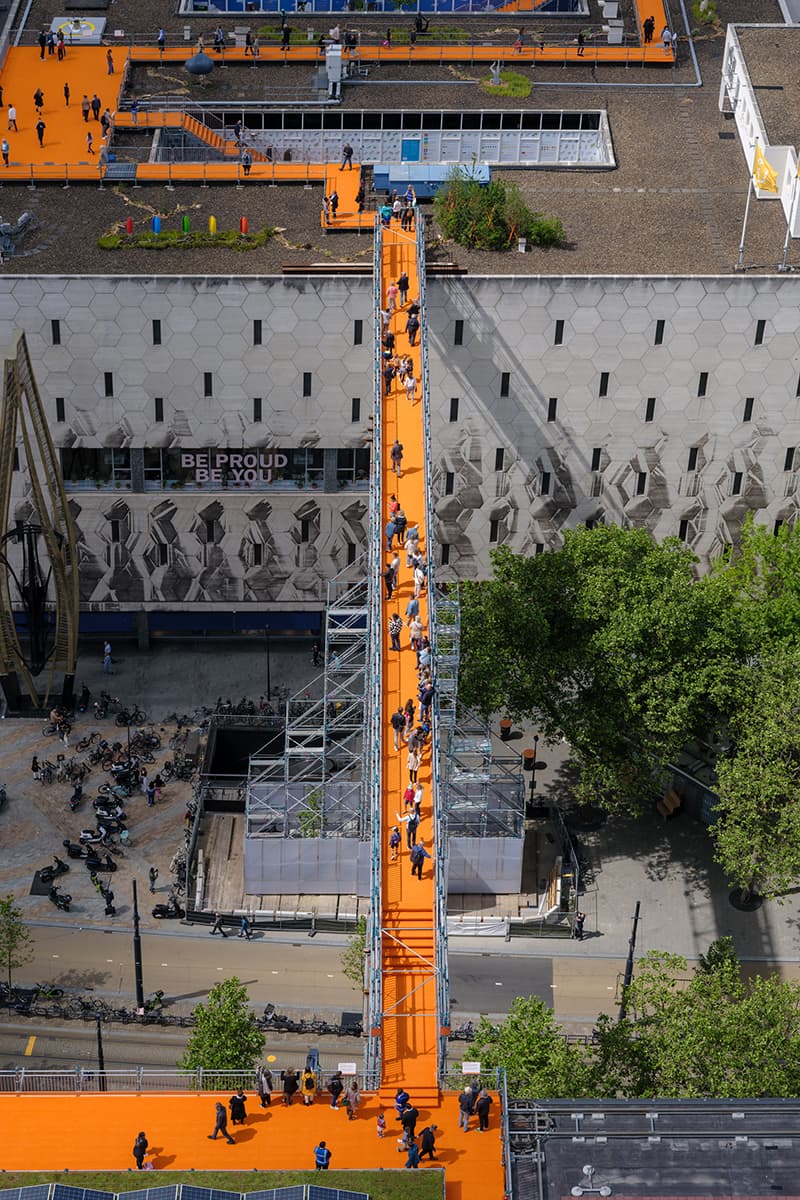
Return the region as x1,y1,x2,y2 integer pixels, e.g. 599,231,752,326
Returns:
231,1129,257,1143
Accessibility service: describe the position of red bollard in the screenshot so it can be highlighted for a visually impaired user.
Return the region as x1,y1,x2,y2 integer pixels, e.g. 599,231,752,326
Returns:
125,217,134,235
240,216,249,234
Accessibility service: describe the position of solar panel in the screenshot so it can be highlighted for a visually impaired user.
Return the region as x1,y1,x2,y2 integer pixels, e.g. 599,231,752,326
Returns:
0,1187,52,1200
124,1188,179,1200
52,1187,115,1200
247,1191,305,1200
181,1187,240,1200
308,1188,370,1200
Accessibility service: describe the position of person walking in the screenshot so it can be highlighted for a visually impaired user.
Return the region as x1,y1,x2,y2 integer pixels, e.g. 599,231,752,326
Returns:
63,82,70,107
146,780,156,807
131,98,139,125
106,48,115,74
91,94,101,121
404,373,417,405
239,914,252,939
413,563,425,599
148,866,158,894
405,1140,420,1169
57,30,65,59
398,808,419,850
576,30,585,55
390,551,401,590
382,360,394,397
341,141,353,169
33,89,44,114
476,1089,493,1131
408,615,424,652
389,825,401,861
419,1124,438,1160
383,562,395,601
37,29,46,59
208,1101,235,1143
397,271,409,306
643,13,654,41
210,911,227,936
133,1131,148,1170
157,27,166,53
256,1066,273,1107
573,910,586,940
102,639,111,671
390,439,403,478
229,1089,247,1125
329,189,338,218
386,280,399,317
301,1066,316,1105
400,1103,419,1139
1,138,8,166
377,1111,387,1137
407,745,421,784
283,1068,299,1105
345,1080,361,1120
327,1070,344,1109
410,839,430,879
281,23,291,49
7,105,17,132
86,130,94,155
406,311,419,346
314,1141,332,1170
458,1084,475,1131
389,613,403,653
81,94,90,122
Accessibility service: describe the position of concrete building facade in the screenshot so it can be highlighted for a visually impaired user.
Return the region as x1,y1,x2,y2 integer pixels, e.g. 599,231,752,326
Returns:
3,270,800,638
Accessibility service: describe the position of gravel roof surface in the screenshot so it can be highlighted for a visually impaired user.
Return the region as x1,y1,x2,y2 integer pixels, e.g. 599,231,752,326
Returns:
736,24,800,152
1,0,790,277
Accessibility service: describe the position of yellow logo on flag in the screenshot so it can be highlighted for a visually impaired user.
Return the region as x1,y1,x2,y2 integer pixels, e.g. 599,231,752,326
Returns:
753,144,779,194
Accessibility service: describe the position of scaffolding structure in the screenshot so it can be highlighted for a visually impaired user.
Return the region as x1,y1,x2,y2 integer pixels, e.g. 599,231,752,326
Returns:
245,563,375,840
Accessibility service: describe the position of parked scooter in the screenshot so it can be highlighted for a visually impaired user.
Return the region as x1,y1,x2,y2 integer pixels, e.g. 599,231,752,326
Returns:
152,893,185,919
48,885,71,911
63,839,91,859
93,801,127,822
68,782,83,812
38,855,70,884
84,852,117,873
97,781,133,800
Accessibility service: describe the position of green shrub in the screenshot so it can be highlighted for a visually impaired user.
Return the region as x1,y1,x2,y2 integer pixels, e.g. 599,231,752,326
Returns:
98,227,275,251
480,69,531,99
691,0,718,22
434,168,566,252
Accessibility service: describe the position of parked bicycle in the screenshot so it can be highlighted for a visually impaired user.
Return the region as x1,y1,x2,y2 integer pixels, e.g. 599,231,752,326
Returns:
115,705,147,726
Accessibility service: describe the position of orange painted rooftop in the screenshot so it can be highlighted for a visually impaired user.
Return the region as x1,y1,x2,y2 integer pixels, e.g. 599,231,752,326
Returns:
0,1090,503,1196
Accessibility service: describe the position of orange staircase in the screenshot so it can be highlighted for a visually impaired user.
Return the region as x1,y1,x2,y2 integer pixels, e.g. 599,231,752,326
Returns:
377,218,441,1108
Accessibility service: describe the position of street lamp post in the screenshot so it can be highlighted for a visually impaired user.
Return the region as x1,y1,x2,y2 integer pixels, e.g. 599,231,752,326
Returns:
96,1013,106,1091
132,879,145,1014
528,734,540,799
265,627,271,700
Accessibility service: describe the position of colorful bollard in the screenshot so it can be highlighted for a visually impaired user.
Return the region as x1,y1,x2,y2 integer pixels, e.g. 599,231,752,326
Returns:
208,215,217,234
239,216,248,235
125,217,133,235
182,215,190,234
151,215,161,234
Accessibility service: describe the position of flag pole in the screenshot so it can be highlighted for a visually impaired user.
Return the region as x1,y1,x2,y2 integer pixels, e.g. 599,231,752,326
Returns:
736,176,753,271
779,171,798,273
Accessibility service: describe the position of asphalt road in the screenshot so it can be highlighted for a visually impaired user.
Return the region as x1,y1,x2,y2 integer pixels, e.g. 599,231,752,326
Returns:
15,924,555,1018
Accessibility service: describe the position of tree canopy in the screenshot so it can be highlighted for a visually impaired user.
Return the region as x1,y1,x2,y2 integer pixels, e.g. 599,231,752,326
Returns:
459,519,800,893
469,945,800,1098
180,976,265,1073
0,895,34,992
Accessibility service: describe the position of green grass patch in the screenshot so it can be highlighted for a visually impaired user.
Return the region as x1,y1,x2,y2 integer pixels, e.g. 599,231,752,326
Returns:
0,1172,442,1199
98,228,275,252
691,0,718,21
480,69,531,99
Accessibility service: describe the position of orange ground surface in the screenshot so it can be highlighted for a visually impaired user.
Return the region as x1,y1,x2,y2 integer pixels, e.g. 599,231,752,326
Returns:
0,1091,502,1196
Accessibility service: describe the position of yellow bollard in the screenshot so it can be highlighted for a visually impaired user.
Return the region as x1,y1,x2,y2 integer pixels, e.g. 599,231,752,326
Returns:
209,215,217,233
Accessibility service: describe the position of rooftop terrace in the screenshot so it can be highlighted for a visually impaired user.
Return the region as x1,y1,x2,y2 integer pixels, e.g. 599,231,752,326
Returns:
0,0,793,276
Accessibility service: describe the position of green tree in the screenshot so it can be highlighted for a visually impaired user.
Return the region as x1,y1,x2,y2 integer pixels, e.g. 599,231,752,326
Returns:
470,995,595,1095
341,915,367,988
713,647,800,901
180,976,264,1073
0,894,34,992
604,949,800,1098
460,529,723,811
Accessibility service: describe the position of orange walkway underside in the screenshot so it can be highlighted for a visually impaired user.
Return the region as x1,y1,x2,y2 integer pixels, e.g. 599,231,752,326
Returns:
0,1092,502,1197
